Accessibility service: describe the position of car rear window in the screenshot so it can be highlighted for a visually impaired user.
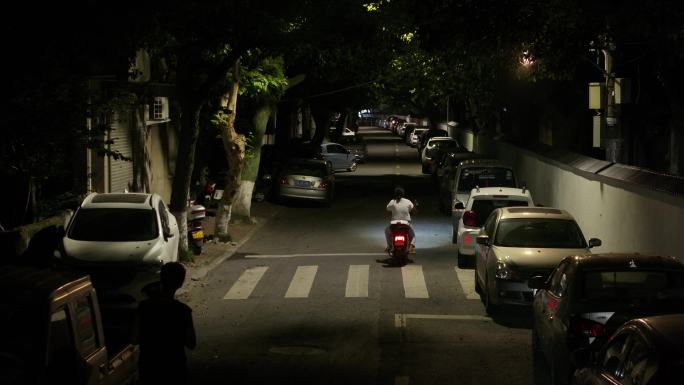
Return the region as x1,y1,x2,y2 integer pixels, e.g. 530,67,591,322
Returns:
580,270,684,300
494,219,586,248
471,199,529,226
68,208,158,241
283,164,327,177
458,167,516,192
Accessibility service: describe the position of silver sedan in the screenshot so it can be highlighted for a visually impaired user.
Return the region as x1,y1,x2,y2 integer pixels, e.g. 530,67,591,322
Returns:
276,159,335,205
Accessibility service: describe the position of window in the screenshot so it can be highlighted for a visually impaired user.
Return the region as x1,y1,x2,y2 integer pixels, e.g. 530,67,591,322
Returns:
471,199,528,227
457,167,516,193
68,208,159,241
74,296,99,357
483,212,497,236
158,202,170,235
493,219,587,248
548,262,569,297
622,334,656,385
601,332,630,377
581,270,684,301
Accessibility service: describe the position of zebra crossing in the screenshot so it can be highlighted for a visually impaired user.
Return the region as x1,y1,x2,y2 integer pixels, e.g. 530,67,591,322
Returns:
222,264,480,300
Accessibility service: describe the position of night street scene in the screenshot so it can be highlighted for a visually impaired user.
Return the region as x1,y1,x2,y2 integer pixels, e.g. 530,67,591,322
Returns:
3,1,684,384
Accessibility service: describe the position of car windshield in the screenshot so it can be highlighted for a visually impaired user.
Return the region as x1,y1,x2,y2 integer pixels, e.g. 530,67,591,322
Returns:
429,140,458,149
457,167,516,193
494,218,587,248
68,208,158,241
470,199,529,227
283,164,326,178
580,270,684,301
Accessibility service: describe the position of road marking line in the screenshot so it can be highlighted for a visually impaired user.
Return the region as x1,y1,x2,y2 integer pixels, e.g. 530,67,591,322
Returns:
401,265,429,298
395,376,410,385
245,253,386,259
223,266,268,300
285,265,318,298
345,265,369,298
455,267,480,300
394,313,492,328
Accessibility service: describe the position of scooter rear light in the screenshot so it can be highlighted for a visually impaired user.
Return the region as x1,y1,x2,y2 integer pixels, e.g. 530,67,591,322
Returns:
463,211,478,227
570,316,607,338
318,180,328,188
393,235,406,247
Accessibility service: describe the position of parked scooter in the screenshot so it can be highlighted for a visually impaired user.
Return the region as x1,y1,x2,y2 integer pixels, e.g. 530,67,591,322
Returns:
187,201,206,255
252,174,272,202
388,220,412,265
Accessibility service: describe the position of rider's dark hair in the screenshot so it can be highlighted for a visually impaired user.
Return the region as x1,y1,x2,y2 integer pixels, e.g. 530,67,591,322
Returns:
394,187,404,202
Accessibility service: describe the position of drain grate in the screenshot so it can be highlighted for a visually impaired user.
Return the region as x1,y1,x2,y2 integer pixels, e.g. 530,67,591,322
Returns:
268,345,326,356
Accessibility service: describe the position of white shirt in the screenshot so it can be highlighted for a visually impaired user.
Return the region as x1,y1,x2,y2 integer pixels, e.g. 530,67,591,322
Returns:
387,198,414,222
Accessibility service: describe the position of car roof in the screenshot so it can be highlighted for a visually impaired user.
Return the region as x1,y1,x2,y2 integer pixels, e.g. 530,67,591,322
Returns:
457,158,510,168
0,265,90,303
80,192,156,209
569,253,684,270
470,187,533,199
426,137,455,142
285,158,328,167
634,315,684,355
498,206,573,220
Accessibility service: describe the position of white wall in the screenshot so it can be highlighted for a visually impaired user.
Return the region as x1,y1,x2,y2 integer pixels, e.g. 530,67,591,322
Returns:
496,142,684,259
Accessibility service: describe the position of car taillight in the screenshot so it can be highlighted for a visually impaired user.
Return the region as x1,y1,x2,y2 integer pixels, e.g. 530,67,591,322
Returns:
463,211,478,227
570,317,607,338
318,181,328,188
464,234,471,245
280,177,290,185
393,235,406,247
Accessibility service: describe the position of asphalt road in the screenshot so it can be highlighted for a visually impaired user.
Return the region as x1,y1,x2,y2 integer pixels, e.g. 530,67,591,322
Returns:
186,126,549,385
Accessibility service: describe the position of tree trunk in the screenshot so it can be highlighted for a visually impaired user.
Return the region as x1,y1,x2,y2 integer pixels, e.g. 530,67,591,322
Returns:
232,103,273,221
169,96,204,256
214,61,245,242
310,106,331,145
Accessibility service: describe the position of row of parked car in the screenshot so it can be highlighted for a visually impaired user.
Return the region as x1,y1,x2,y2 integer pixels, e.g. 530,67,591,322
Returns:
383,118,684,385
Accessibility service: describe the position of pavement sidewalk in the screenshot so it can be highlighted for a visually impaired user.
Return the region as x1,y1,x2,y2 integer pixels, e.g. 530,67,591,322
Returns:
177,201,280,296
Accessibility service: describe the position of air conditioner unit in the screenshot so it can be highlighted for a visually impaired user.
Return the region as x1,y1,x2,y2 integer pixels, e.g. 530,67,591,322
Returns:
146,97,170,122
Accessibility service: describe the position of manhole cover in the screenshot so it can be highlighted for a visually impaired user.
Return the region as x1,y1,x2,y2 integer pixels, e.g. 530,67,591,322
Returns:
268,345,326,356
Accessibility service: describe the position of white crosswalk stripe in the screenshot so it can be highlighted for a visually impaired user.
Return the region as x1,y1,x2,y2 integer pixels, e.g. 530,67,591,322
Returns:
401,265,429,298
285,265,318,298
223,266,269,299
345,265,369,298
454,267,480,300
221,264,480,300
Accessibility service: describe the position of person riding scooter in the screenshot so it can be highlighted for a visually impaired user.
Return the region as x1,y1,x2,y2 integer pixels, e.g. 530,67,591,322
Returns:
385,187,417,253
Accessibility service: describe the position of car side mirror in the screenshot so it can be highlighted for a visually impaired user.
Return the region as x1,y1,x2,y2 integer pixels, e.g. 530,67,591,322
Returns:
528,275,549,290
164,231,174,240
476,235,490,246
588,238,602,248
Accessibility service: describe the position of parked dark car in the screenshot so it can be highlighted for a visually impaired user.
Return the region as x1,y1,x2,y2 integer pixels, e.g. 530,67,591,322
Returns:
573,314,683,385
529,254,684,385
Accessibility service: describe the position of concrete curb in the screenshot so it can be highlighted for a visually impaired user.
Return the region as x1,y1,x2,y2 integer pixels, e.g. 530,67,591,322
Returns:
178,206,281,296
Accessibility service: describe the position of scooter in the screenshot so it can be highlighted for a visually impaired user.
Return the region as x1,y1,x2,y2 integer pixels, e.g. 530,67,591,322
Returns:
388,220,413,265
187,201,206,255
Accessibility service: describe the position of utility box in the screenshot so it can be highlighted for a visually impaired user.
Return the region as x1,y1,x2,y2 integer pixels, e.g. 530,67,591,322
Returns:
593,115,604,148
615,78,631,104
589,83,605,109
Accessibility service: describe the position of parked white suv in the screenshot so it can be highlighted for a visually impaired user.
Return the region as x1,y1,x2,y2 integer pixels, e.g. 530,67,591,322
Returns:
62,192,180,307
453,187,534,267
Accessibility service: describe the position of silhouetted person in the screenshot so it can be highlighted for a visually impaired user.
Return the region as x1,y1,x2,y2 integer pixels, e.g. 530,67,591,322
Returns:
134,262,196,385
